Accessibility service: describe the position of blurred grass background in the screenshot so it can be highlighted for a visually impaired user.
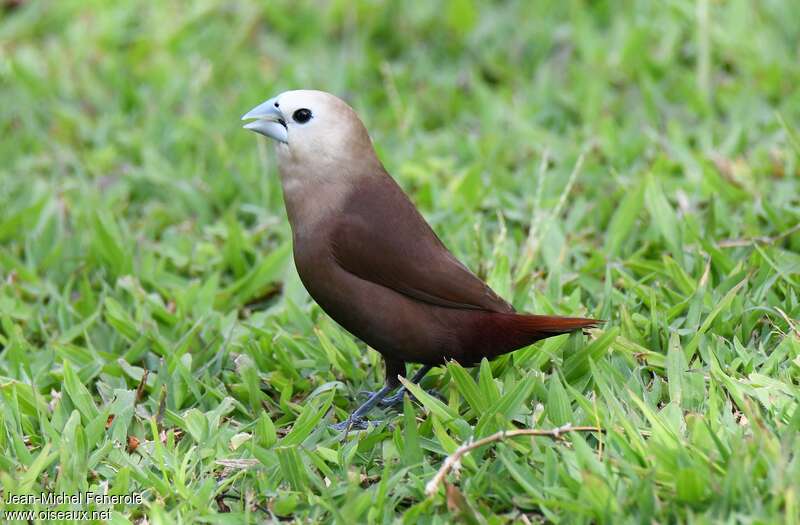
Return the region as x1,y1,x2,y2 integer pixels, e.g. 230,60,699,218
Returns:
1,0,799,523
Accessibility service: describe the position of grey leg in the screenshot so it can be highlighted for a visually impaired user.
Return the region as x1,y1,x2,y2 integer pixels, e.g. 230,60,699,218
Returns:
332,383,394,431
379,364,433,407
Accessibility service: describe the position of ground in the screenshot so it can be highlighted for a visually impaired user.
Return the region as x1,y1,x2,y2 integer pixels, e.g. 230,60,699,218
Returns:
1,0,799,523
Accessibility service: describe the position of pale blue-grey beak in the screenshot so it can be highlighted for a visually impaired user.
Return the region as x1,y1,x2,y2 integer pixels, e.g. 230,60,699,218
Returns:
242,97,288,143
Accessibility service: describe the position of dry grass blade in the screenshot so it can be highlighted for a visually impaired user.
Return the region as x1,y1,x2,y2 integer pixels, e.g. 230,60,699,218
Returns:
425,423,602,497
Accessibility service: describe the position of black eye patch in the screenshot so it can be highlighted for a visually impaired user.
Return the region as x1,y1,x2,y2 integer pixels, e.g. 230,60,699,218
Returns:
292,108,312,124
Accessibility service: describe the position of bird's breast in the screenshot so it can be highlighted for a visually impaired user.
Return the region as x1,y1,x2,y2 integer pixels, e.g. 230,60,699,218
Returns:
279,177,353,240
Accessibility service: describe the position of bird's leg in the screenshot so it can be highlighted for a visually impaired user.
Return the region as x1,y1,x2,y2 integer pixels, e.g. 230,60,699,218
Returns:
379,364,433,407
356,358,406,399
332,359,405,431
332,384,395,431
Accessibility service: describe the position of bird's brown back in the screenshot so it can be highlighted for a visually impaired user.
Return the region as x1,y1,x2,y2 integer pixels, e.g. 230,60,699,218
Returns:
330,171,514,313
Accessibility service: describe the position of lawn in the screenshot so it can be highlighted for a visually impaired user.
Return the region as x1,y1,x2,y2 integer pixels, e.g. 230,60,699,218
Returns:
1,0,799,523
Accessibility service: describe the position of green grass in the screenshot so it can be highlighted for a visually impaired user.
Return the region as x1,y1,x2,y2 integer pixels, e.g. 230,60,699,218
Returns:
1,0,799,523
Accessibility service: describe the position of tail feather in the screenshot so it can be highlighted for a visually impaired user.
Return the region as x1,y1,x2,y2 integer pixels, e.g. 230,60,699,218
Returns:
513,314,600,334
466,312,600,363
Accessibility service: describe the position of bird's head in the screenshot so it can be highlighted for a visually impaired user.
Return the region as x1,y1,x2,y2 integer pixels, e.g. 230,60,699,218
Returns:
242,90,377,170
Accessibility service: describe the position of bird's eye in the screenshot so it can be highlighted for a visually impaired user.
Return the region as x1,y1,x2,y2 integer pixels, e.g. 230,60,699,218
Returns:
292,108,312,124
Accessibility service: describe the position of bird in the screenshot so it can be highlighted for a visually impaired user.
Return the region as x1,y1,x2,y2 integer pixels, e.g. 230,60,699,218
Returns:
242,90,598,430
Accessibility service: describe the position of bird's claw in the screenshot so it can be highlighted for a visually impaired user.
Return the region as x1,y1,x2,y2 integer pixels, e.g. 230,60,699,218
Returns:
331,416,374,432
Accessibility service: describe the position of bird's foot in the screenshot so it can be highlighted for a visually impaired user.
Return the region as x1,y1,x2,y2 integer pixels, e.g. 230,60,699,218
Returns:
379,388,444,407
331,415,377,432
357,389,383,400
378,391,406,407
357,389,408,407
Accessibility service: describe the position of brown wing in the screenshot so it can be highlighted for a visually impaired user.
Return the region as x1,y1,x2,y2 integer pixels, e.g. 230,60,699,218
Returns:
331,173,513,313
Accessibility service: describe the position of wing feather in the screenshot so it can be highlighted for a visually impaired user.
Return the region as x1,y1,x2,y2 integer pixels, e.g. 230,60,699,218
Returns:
331,174,513,313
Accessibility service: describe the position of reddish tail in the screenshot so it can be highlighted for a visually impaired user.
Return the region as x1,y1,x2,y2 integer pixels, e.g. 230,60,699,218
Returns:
509,314,600,335
466,312,600,363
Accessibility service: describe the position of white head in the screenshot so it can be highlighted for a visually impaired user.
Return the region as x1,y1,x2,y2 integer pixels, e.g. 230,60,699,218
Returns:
242,90,379,173
243,90,384,231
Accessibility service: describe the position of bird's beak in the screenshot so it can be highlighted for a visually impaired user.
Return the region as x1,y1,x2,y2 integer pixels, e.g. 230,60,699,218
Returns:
241,97,288,143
